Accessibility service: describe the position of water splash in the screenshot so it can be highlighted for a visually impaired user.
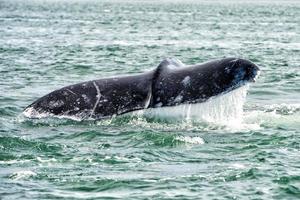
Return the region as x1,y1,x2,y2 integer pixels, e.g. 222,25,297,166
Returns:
136,85,250,127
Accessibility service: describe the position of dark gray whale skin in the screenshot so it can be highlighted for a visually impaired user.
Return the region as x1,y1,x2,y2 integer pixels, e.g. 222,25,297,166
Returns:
24,58,260,120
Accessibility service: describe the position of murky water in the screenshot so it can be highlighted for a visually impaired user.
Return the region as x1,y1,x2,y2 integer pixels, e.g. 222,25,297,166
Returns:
0,0,299,199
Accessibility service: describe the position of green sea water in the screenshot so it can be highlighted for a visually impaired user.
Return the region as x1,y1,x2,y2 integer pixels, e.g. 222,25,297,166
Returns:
0,0,300,199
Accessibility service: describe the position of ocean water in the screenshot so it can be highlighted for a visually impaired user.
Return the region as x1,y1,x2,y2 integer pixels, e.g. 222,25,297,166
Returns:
0,0,300,199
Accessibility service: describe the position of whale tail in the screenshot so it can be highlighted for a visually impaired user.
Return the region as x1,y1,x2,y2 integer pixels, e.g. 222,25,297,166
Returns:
23,58,259,120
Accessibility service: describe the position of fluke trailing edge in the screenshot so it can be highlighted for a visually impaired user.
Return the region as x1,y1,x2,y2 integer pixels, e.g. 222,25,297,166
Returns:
23,58,260,120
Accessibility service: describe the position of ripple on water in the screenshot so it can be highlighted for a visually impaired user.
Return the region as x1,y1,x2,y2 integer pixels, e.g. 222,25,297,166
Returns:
0,0,300,199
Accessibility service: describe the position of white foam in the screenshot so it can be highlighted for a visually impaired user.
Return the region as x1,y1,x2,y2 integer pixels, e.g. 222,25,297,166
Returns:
263,103,300,114
9,170,37,180
22,106,83,121
175,136,205,144
243,107,300,130
36,157,57,163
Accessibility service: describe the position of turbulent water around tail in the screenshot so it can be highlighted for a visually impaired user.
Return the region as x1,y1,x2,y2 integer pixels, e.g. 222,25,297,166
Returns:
1,0,300,199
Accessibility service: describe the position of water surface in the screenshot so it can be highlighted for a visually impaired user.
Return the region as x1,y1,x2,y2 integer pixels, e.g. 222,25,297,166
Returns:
0,0,300,199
